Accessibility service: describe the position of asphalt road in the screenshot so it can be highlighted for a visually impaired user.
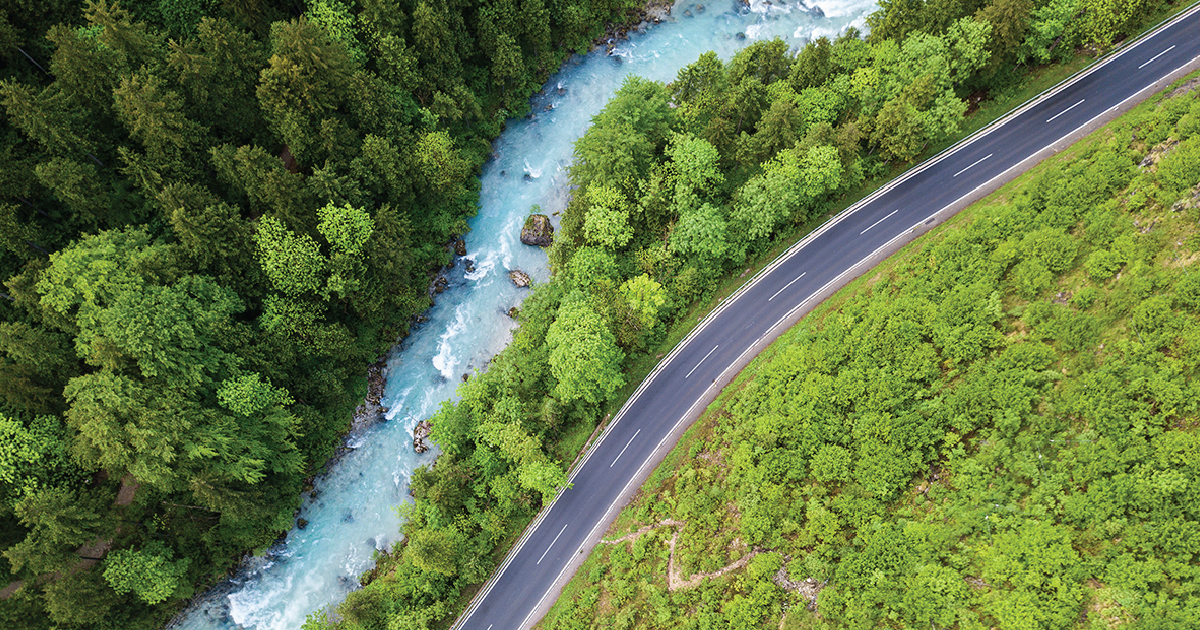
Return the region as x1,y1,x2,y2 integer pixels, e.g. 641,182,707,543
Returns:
456,7,1200,629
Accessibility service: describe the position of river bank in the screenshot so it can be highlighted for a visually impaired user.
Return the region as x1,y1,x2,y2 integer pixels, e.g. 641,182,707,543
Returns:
171,2,878,628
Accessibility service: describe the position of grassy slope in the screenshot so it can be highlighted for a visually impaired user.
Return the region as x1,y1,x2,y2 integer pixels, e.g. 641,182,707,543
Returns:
537,68,1200,630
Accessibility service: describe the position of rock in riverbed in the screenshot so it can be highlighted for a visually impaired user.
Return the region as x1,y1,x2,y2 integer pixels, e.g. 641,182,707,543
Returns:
520,214,554,247
509,270,531,287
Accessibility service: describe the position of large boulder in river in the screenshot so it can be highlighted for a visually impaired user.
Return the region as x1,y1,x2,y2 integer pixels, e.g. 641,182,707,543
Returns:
520,214,554,247
509,270,531,287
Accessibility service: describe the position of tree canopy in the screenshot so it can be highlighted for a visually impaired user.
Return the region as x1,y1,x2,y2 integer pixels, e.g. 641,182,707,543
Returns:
0,0,644,626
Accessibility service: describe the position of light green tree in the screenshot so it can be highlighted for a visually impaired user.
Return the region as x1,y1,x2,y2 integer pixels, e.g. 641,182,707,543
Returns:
407,527,461,577
477,416,566,497
670,202,729,261
1019,0,1080,64
306,0,365,65
1077,0,1153,47
318,202,374,297
103,541,191,604
546,292,625,405
415,130,470,193
583,183,633,249
734,143,844,242
0,414,78,498
217,373,294,417
253,216,327,296
568,246,619,290
619,274,667,329
573,76,673,189
946,17,993,81
666,133,724,207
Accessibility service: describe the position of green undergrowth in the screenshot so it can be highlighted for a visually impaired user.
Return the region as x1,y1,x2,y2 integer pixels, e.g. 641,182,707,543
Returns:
539,69,1200,630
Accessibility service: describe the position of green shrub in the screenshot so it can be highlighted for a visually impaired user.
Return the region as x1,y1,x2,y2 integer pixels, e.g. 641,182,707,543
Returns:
1086,248,1125,280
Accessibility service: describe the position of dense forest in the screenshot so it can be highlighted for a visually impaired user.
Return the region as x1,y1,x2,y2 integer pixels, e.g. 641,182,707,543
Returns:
0,0,1183,628
321,1,1186,629
0,0,644,627
540,72,1200,629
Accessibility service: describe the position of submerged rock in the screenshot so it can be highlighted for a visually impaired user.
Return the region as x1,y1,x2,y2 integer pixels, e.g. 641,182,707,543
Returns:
297,518,308,530
509,270,532,287
520,214,555,247
413,419,433,454
646,3,670,22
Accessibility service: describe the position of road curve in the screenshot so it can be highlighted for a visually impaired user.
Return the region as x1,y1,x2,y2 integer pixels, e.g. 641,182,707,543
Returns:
455,6,1200,629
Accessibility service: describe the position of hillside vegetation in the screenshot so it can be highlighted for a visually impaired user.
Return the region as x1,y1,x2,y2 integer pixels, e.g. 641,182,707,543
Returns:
540,73,1200,630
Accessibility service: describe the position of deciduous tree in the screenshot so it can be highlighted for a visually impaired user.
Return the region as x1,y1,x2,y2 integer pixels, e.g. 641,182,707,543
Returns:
546,292,624,405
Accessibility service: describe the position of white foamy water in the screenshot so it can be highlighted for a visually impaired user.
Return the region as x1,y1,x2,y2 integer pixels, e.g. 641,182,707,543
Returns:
169,1,874,628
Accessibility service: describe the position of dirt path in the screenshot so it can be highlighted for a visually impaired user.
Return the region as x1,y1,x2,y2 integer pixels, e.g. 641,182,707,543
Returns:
600,519,826,605
600,520,759,592
666,530,759,591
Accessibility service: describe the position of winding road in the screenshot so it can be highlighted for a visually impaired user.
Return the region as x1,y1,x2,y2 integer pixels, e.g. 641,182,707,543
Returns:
455,6,1200,629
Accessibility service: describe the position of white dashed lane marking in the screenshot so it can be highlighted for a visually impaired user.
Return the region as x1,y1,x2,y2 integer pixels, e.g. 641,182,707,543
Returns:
1046,98,1085,122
